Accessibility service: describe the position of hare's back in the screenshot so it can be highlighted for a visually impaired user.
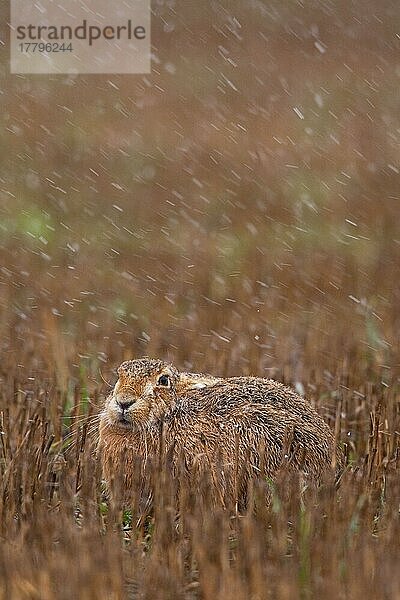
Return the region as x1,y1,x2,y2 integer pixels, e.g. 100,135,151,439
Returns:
187,377,321,423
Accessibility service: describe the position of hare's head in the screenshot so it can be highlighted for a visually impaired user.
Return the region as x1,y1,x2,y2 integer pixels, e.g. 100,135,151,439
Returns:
103,358,179,431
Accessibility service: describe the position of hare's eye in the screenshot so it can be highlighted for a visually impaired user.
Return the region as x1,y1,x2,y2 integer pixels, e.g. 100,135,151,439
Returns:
157,374,170,387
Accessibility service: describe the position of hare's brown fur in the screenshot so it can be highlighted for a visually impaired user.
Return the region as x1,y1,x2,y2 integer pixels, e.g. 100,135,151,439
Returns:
98,358,343,504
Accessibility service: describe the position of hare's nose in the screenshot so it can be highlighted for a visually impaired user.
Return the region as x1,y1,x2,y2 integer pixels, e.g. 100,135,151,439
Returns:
116,399,134,410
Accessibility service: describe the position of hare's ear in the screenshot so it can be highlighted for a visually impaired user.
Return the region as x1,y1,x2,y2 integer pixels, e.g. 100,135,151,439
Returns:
177,373,221,394
117,361,131,377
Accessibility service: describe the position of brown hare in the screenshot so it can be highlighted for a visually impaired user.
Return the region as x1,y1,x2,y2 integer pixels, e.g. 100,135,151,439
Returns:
98,357,343,506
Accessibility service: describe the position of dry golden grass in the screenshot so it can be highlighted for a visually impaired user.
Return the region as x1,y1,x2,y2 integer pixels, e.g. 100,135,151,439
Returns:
0,351,399,599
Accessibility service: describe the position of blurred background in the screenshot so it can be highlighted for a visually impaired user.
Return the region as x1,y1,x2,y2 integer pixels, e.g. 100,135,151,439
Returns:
0,0,399,392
